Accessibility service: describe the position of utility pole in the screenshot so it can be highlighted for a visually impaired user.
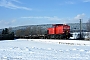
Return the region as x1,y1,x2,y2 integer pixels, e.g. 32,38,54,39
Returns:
80,19,82,39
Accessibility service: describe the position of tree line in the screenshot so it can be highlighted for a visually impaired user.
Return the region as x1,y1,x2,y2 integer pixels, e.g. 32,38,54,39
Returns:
15,26,47,38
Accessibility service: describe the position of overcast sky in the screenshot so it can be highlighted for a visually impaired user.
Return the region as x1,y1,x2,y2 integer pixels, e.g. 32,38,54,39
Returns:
0,0,90,28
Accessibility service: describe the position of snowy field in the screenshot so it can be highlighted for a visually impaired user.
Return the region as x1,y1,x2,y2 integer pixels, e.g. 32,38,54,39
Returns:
0,39,90,60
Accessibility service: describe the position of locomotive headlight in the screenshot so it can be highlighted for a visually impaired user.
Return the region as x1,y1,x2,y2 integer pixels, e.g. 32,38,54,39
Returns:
66,31,69,35
67,31,68,33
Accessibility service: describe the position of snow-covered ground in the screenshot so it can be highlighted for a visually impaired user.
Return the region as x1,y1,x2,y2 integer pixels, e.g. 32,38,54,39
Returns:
0,39,90,60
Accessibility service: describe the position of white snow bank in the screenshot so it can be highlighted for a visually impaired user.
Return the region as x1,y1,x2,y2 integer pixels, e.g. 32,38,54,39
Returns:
16,39,90,45
0,39,90,60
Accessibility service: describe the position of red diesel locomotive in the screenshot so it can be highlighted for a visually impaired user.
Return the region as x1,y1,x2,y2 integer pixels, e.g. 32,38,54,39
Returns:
47,24,71,39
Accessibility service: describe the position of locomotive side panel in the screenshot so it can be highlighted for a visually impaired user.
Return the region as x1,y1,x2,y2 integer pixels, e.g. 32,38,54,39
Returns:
47,28,55,34
56,26,64,34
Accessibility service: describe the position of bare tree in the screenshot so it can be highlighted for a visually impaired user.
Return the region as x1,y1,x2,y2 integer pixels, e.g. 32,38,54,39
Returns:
86,19,90,40
24,27,31,36
87,19,90,32
31,26,37,35
36,26,42,35
15,29,24,37
8,27,13,33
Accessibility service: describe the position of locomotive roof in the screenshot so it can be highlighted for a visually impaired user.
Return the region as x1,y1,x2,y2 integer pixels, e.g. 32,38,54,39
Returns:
53,24,68,26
